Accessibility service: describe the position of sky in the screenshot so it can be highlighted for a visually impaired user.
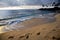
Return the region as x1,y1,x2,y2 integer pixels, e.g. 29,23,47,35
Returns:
0,0,59,6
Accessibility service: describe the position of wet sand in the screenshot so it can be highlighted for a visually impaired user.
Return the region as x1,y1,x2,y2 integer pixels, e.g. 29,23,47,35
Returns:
0,14,60,40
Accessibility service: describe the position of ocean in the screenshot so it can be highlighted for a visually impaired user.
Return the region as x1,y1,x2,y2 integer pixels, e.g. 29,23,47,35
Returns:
0,9,59,33
0,9,56,26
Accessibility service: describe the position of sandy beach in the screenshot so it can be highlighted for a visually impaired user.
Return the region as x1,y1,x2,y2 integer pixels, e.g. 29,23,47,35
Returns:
0,13,60,40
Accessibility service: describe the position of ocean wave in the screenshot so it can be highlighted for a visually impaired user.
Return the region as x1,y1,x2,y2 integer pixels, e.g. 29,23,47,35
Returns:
0,9,57,32
0,10,56,26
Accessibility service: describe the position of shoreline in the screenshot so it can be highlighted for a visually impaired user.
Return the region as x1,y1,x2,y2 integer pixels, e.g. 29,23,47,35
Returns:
0,14,60,33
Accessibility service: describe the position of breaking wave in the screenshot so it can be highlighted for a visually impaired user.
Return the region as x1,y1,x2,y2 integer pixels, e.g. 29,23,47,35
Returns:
0,9,57,32
0,9,56,26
